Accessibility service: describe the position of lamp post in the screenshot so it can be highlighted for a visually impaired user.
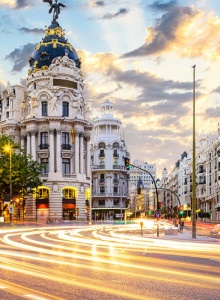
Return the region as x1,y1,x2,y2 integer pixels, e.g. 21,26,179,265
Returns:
192,65,197,238
4,144,13,222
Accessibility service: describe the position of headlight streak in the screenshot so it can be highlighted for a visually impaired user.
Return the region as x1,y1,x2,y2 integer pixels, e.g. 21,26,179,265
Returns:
0,249,219,293
0,227,220,299
1,226,219,278
0,261,153,300
0,278,64,300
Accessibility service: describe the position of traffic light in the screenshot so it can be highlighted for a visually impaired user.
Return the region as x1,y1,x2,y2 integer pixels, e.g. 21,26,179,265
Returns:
158,202,162,210
124,157,131,170
179,210,184,216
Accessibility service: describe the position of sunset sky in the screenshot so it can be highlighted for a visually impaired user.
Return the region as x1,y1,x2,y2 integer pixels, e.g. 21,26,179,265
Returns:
0,0,220,177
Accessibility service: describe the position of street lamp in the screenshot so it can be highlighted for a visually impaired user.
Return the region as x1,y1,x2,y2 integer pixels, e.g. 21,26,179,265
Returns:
192,65,197,238
4,144,13,222
4,144,12,201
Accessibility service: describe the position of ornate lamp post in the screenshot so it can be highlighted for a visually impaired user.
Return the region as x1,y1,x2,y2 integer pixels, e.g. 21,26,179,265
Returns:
4,144,13,222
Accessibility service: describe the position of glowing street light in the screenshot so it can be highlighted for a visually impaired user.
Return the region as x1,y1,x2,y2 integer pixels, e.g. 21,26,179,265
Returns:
4,144,13,203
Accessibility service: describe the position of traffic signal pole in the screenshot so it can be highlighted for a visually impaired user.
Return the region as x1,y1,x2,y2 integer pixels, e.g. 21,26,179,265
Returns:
124,157,160,237
130,164,159,212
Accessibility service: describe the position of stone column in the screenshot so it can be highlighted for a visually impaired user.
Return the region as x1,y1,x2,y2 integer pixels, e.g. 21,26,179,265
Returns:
79,133,84,174
49,129,55,174
26,131,31,156
56,129,62,173
20,134,25,150
31,130,37,161
85,135,91,177
74,130,80,174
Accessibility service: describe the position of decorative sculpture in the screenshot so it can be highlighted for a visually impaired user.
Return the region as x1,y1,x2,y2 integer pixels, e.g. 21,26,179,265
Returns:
43,0,65,21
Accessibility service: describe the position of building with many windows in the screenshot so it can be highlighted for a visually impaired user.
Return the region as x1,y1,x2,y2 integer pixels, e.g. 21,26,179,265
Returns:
0,17,92,222
161,128,220,221
90,100,130,221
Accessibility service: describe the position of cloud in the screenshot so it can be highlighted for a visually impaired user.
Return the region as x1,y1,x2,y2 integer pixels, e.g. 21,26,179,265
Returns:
123,5,220,60
212,86,220,93
0,80,6,92
205,107,220,119
79,50,195,134
97,8,129,19
5,43,37,73
0,0,30,9
149,0,177,12
94,1,105,6
19,27,45,35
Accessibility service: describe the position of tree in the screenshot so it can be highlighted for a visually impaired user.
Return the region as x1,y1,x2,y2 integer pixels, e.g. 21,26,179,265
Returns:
0,135,42,200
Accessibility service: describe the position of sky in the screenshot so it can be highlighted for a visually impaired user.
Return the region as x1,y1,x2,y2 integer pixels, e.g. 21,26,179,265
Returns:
0,0,220,177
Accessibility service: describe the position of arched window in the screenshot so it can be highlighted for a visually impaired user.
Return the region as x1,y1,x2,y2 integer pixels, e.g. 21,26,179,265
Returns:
100,186,105,194
114,186,118,193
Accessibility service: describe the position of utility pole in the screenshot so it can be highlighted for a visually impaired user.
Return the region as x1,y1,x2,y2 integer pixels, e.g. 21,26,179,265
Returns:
192,65,197,238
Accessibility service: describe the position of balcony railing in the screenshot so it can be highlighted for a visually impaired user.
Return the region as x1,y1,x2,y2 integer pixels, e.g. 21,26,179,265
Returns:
99,153,105,158
113,154,119,158
113,165,126,170
91,165,105,169
39,144,49,150
61,144,72,150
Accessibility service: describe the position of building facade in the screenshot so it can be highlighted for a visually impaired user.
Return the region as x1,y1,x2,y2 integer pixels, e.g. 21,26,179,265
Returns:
162,129,220,221
0,18,92,222
90,100,130,221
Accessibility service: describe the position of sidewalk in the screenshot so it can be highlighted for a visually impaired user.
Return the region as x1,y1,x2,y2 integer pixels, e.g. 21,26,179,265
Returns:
157,228,219,243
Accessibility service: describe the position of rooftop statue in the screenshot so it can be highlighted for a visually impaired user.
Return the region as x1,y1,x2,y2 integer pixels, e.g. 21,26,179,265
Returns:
43,0,65,21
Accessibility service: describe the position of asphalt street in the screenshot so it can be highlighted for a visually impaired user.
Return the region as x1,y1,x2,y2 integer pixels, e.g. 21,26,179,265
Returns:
0,222,219,300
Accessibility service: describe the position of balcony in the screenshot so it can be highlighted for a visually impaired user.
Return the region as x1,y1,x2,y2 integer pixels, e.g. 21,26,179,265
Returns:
99,153,105,158
99,179,105,183
91,165,105,170
39,144,49,150
113,165,126,170
113,153,119,158
113,179,119,184
61,144,72,150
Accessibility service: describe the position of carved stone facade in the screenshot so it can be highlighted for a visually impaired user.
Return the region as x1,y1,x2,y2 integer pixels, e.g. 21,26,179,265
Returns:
0,20,92,222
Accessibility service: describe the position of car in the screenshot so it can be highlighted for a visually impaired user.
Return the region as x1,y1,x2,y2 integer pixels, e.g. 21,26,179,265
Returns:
210,225,220,236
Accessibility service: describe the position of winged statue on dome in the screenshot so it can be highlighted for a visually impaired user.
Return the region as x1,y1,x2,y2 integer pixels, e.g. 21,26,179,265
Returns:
43,0,65,21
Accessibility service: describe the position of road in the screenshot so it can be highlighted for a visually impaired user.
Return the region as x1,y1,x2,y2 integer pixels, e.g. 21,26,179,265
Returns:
0,222,219,300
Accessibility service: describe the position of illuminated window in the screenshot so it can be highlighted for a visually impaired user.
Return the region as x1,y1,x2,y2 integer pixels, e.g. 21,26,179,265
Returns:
63,188,75,199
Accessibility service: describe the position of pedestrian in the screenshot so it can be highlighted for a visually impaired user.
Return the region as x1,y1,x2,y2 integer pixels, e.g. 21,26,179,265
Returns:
181,221,184,232
178,219,181,232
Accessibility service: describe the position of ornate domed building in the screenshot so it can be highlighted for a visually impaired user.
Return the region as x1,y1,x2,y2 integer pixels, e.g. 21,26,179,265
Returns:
0,9,92,222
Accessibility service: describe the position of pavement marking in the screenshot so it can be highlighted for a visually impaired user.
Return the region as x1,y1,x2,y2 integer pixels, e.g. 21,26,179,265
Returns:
25,295,50,300
0,285,7,289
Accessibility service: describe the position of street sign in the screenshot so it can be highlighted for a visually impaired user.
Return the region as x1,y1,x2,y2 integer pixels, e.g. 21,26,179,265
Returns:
156,212,161,218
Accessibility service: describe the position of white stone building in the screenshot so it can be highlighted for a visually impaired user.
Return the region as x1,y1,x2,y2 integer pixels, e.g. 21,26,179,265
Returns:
90,100,130,221
0,19,92,222
162,128,220,221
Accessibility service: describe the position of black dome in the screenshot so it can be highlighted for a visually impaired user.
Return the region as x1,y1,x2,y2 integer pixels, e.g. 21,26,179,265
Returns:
28,21,81,75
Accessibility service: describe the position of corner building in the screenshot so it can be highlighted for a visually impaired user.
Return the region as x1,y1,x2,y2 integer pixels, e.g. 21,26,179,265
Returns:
90,100,130,221
0,19,92,222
